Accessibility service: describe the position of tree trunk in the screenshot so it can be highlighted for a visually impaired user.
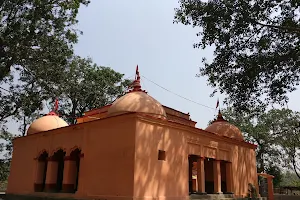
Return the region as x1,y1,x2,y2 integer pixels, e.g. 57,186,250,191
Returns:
22,116,26,136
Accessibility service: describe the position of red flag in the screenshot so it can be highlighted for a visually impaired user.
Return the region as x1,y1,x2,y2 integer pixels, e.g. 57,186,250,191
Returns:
54,98,59,112
216,99,219,109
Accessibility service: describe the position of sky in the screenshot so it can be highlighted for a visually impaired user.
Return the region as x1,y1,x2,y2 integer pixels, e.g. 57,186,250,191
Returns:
5,0,300,134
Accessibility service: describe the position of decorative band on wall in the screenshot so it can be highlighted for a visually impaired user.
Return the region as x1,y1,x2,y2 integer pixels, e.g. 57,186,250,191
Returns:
64,153,84,161
47,156,57,161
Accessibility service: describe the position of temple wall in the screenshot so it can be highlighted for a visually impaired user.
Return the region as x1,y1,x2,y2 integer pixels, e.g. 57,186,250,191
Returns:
7,113,258,200
7,114,136,199
231,145,258,197
80,115,136,198
134,116,257,199
134,119,189,200
7,137,37,194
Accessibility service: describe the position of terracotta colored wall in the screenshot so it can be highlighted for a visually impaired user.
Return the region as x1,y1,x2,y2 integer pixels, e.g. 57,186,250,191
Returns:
7,113,258,200
7,114,136,199
80,115,136,198
7,138,36,194
133,116,258,199
231,146,258,197
133,119,189,200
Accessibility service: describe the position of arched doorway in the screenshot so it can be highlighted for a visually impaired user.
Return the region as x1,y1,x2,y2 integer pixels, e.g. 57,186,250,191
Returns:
34,151,48,192
53,149,66,192
62,148,82,193
72,148,81,192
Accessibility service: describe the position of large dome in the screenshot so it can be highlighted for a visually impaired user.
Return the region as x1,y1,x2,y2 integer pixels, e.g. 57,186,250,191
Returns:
107,66,166,119
107,91,166,118
205,111,244,141
27,112,68,135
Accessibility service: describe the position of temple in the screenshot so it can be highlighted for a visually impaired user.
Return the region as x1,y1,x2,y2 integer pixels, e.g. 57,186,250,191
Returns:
6,66,259,200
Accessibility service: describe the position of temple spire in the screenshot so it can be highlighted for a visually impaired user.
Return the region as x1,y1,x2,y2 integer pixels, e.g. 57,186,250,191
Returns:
129,65,146,93
217,109,224,121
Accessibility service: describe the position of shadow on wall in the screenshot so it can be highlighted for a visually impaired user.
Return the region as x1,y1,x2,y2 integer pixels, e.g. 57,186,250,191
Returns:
134,121,187,198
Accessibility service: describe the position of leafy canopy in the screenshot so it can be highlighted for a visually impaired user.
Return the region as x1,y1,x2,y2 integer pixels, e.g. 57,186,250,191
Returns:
221,107,300,177
0,0,90,81
174,0,300,111
54,56,132,124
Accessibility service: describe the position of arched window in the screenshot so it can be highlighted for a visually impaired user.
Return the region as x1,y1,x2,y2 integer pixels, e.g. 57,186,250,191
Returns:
62,148,81,193
71,148,81,192
53,149,66,192
34,151,48,192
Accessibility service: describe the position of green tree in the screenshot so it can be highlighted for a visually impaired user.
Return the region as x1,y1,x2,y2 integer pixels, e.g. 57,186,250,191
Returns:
54,56,132,124
1,55,132,134
266,165,282,187
221,107,281,172
0,126,14,182
174,0,300,111
222,107,300,177
0,0,90,81
281,171,300,187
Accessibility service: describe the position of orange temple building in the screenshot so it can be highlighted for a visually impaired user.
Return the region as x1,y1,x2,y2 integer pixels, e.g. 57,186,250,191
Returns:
6,67,260,200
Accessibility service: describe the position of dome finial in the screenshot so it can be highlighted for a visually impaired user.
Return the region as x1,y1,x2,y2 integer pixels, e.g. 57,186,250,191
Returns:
47,98,59,116
217,109,225,121
129,65,146,93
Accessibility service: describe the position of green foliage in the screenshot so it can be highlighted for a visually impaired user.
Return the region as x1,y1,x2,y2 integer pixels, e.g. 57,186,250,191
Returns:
174,0,300,111
0,180,7,192
221,107,300,176
221,107,282,172
266,165,282,187
0,0,90,81
0,126,14,182
52,56,132,124
281,171,300,187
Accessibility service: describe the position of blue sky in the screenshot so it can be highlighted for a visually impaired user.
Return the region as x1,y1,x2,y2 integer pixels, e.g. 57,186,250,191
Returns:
6,0,300,134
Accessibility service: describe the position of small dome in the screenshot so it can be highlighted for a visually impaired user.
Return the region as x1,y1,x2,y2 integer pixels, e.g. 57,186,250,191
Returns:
205,111,244,141
107,91,167,118
107,65,166,119
27,114,68,135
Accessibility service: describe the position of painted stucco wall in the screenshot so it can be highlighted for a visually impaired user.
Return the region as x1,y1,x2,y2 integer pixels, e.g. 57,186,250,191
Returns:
7,113,258,200
133,116,258,199
232,146,258,197
7,114,136,199
134,118,188,200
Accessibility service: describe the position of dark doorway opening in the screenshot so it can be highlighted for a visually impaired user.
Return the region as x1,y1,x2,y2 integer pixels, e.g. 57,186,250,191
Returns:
188,155,198,194
204,158,214,194
34,151,48,192
53,149,66,192
70,148,81,192
221,161,227,193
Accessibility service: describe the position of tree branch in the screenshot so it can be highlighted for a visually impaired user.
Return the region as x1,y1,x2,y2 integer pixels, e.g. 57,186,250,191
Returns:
254,21,300,34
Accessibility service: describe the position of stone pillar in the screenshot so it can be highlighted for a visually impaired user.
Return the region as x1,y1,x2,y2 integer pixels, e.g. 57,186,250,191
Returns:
34,160,47,192
62,156,77,193
44,157,58,192
225,162,233,193
213,160,222,194
197,157,206,194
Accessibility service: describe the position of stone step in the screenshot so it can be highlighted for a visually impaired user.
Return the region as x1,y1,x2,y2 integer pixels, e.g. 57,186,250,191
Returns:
190,194,234,199
190,194,267,200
